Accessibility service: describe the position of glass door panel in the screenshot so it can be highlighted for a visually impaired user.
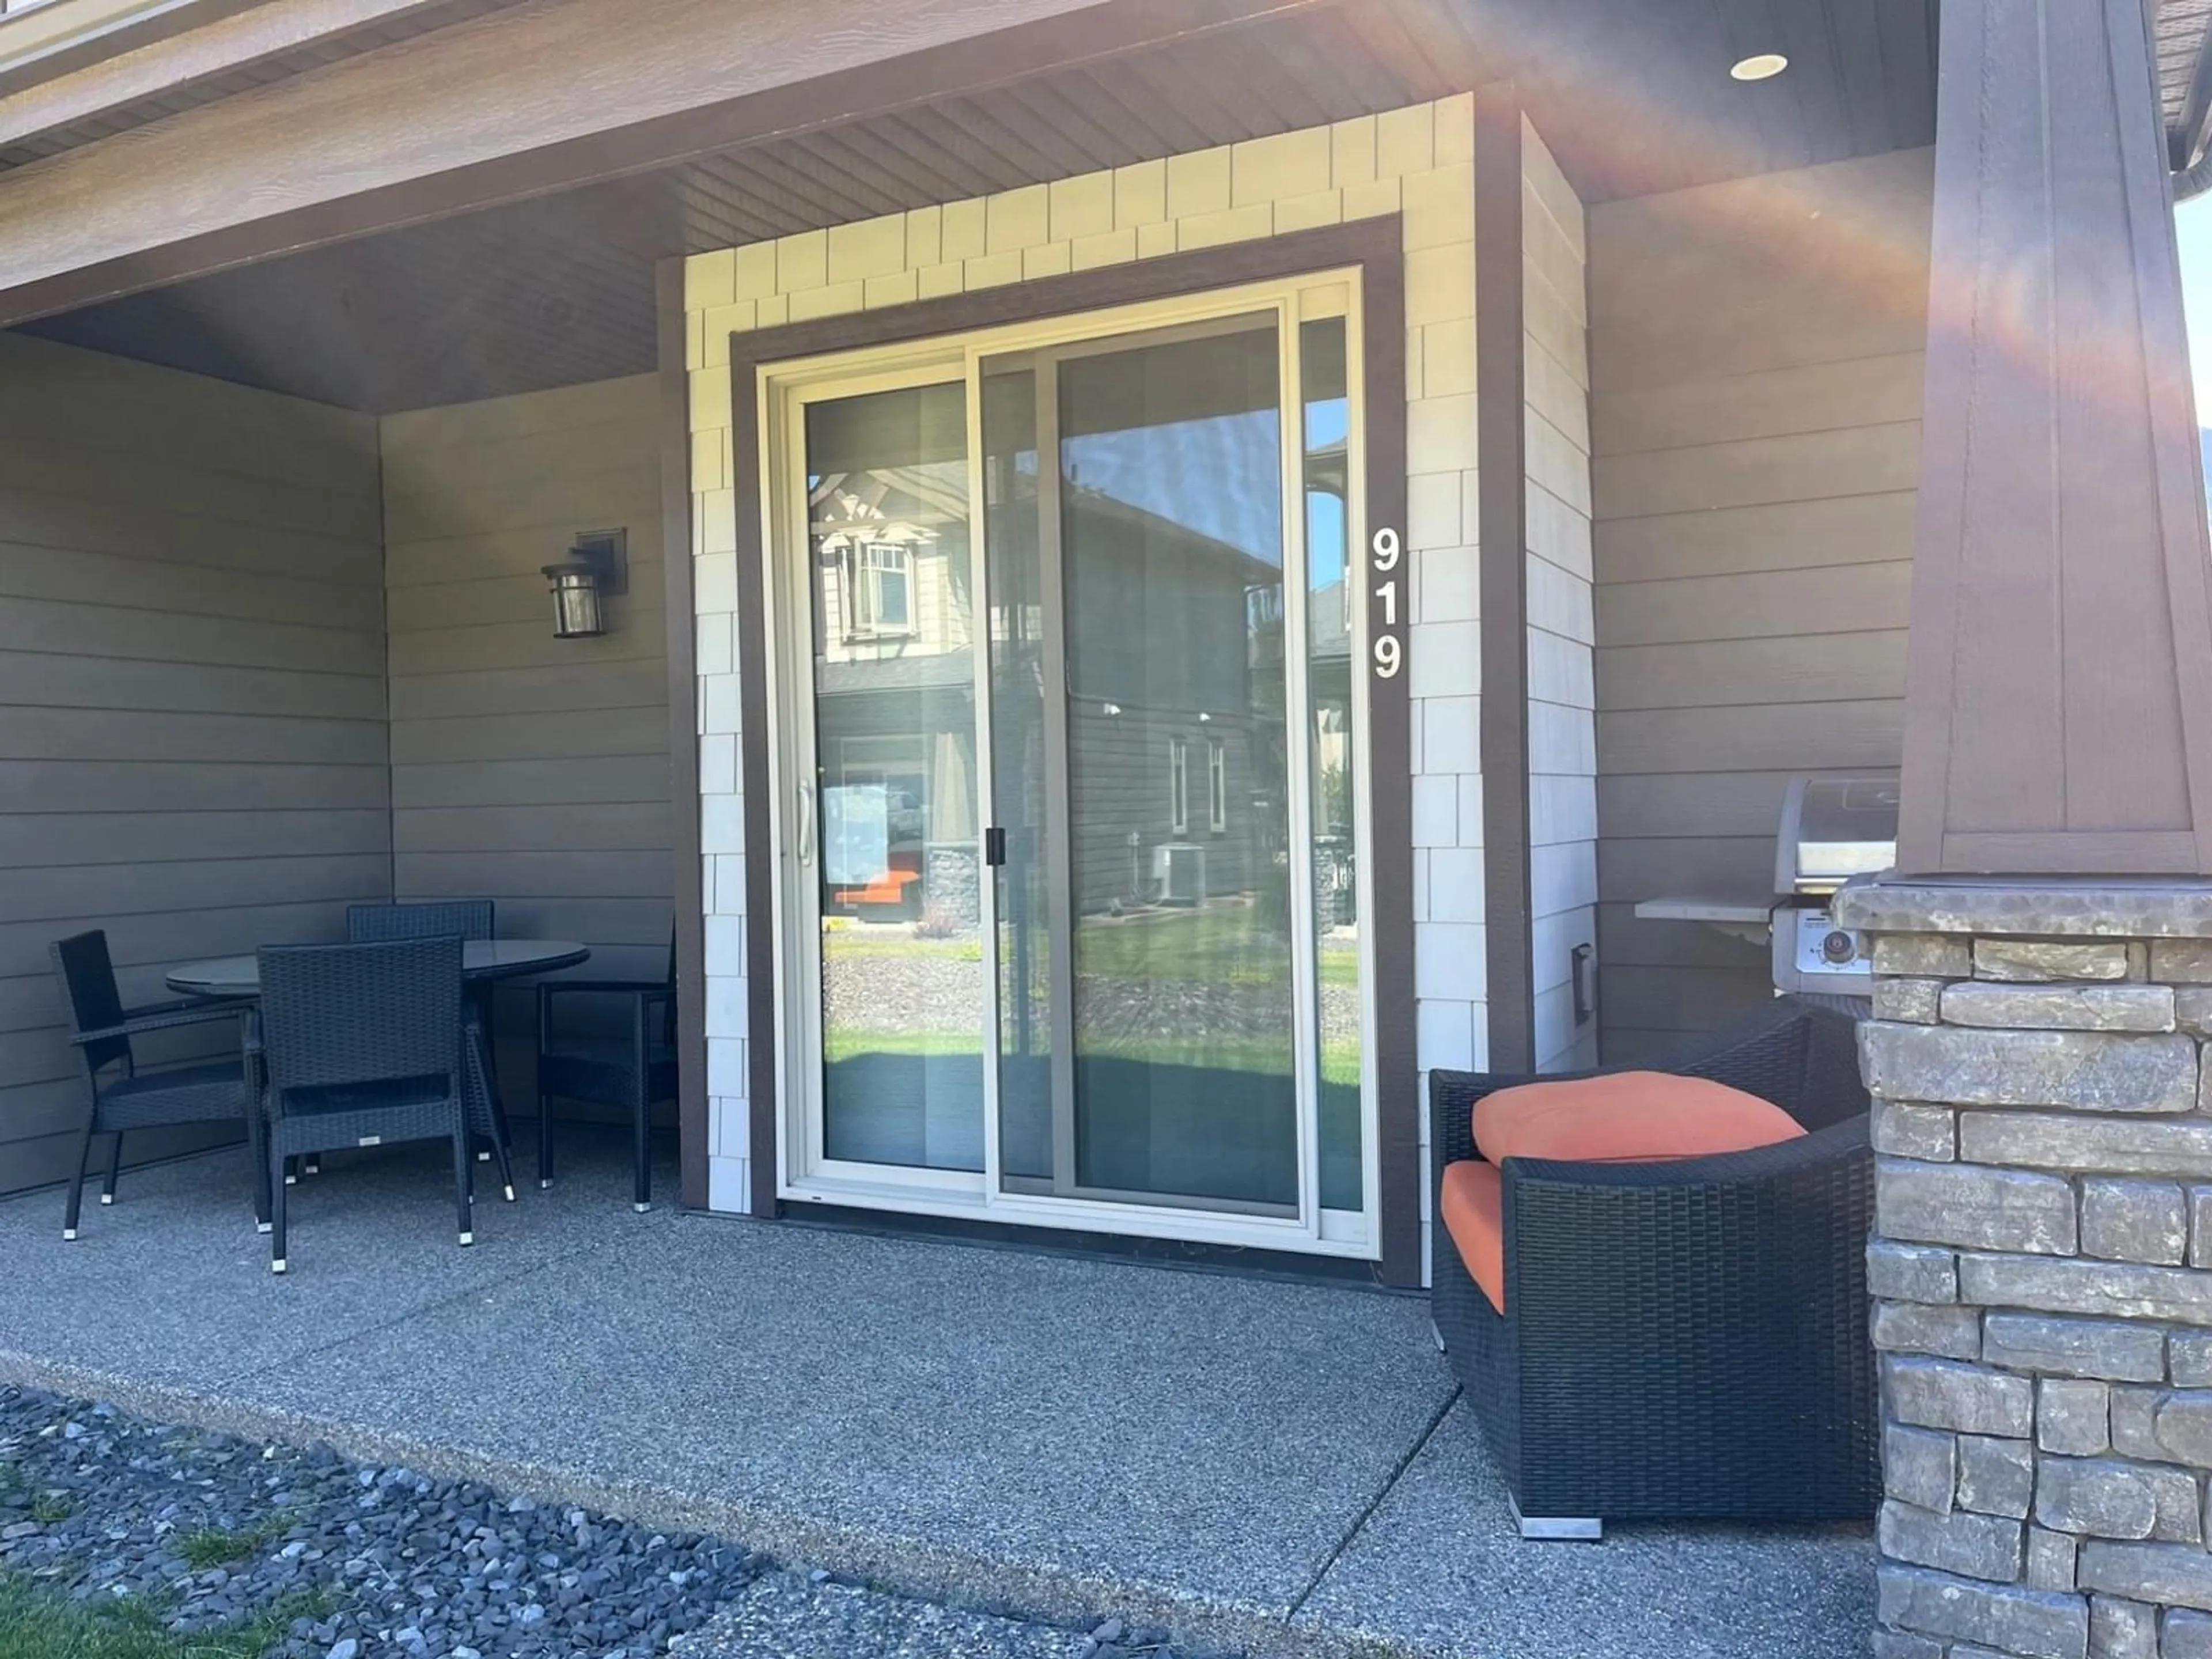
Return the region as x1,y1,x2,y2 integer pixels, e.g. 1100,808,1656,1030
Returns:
801,381,985,1173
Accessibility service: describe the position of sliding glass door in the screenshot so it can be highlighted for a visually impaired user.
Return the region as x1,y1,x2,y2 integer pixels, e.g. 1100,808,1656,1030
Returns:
771,273,1373,1254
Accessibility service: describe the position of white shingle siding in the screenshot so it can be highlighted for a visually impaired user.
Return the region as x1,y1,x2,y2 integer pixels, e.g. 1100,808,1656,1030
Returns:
685,95,1490,1236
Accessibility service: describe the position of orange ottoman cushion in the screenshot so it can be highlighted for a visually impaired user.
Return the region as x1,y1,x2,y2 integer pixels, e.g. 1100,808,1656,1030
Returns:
1439,1158,1506,1311
1474,1071,1806,1165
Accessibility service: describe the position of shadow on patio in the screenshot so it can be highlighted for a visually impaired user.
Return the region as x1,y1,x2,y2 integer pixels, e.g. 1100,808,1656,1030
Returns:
0,1139,1870,1658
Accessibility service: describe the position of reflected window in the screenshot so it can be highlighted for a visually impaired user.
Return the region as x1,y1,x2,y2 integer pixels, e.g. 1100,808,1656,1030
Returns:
846,541,916,638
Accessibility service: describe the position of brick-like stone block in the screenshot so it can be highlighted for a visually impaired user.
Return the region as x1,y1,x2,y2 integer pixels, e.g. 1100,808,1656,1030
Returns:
1942,982,2177,1033
2035,1456,2192,1540
1872,1632,1946,1659
2112,1389,2165,1460
1877,935,1975,978
1975,940,2134,982
1959,1433,2037,1517
2154,1394,2212,1467
2078,1541,2212,1613
2089,1594,2157,1659
2158,1470,2205,1544
2038,1378,2112,1456
2176,987,2212,1037
1877,1301,1984,1361
2152,941,2212,984
2176,1333,2212,1388
1959,1253,2212,1330
1886,1423,1958,1514
1877,1563,2088,1659
1875,1101,1959,1162
1862,1022,2200,1113
1876,978,1945,1024
2080,1179,2189,1266
2166,1608,2212,1659
1872,1241,1960,1304
1889,1357,2037,1437
1983,1313,2166,1382
2193,1190,2212,1271
1880,1161,2079,1255
1881,1498,2024,1583
1961,1112,2212,1180
2027,1526,2078,1591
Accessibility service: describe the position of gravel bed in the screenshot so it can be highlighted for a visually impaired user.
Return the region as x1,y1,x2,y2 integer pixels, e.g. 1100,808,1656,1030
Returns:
0,1385,1242,1659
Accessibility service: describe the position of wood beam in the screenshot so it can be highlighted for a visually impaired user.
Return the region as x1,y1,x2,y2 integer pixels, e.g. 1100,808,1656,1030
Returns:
0,0,1321,324
1896,0,2212,875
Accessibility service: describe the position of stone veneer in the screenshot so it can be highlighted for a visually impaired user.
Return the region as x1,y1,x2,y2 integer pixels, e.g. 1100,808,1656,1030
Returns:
1832,880,2212,1659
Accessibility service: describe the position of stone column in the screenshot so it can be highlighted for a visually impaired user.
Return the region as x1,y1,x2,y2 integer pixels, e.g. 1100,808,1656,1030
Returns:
1834,881,2212,1659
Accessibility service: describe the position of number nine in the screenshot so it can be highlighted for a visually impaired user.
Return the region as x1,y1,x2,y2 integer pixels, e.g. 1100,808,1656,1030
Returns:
1374,635,1401,678
1371,527,1400,571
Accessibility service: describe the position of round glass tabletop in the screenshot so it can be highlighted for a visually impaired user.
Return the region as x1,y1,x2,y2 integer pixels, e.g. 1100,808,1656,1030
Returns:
166,940,590,998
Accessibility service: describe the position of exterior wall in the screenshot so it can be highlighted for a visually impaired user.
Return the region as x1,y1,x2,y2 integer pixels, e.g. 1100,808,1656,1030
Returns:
0,332,387,1194
1520,120,1597,1073
1588,148,1933,1060
686,96,1485,1221
381,375,673,1086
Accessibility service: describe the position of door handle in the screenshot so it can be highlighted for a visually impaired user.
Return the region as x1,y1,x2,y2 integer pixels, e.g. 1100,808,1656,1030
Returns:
796,780,816,866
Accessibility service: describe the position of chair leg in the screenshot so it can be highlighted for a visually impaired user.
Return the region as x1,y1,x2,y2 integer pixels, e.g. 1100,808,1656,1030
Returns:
538,1090,555,1191
284,1155,299,1187
302,1153,320,1176
453,1124,475,1248
632,1098,652,1214
62,1115,96,1240
248,1113,272,1234
100,1131,123,1205
465,1022,517,1202
270,1142,290,1274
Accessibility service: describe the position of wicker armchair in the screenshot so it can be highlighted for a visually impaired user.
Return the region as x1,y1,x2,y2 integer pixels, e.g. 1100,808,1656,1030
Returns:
1429,995,1877,1535
48,930,261,1240
257,937,472,1274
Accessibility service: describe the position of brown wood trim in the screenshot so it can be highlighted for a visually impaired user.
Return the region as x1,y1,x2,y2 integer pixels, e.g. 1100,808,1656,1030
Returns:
657,254,709,1211
724,218,1419,1267
1475,83,1534,1073
0,0,1325,325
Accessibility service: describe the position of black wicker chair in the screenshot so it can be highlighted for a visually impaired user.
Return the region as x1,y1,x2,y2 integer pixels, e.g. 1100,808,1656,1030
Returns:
536,934,675,1211
256,937,472,1274
48,930,262,1240
1429,995,1877,1536
342,899,515,1199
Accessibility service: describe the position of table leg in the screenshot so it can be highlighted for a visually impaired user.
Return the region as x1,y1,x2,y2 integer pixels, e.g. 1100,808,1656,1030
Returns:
464,1015,518,1203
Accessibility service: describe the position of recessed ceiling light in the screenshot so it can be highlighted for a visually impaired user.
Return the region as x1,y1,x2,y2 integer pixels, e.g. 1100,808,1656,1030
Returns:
1730,52,1788,80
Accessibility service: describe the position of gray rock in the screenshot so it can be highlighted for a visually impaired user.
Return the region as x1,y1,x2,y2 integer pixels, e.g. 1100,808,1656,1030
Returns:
1982,1312,2167,1382
1957,1433,2036,1518
1872,1632,1946,1659
1876,978,1945,1024
2194,1189,2212,1270
1878,1158,2079,1255
1879,1499,2021,1583
327,1643,359,1659
2034,1456,2192,1540
2025,1527,2077,1592
2152,941,2212,984
2111,1389,2166,1460
2177,1332,2212,1388
1874,1301,1983,1361
1862,1022,2199,1114
1962,1110,2212,1180
2079,1540,2212,1612
2166,1608,2212,1659
1889,1358,2036,1437
2080,1178,2189,1266
1874,935,1974,978
2175,987,2212,1037
1942,982,2175,1033
1870,1241,1960,1304
1876,1562,2089,1659
2089,1594,2157,1659
2156,1393,2212,1466
1972,940,2133,983
1958,1252,2212,1329
2037,1379,2111,1456
1885,1424,1958,1515
1874,1101,1958,1162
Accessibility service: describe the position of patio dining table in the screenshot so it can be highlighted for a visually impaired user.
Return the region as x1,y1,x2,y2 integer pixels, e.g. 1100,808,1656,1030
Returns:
166,940,589,1200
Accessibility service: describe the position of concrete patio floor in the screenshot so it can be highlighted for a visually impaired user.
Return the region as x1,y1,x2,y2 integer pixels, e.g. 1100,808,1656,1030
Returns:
0,1138,1872,1658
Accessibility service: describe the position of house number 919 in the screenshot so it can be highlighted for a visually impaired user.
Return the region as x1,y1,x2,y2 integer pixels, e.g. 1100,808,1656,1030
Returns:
1371,527,1402,679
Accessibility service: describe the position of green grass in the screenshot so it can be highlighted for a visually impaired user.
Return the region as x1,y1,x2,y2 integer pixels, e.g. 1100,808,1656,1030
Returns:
0,1577,327,1659
173,1515,291,1573
29,1495,71,1525
822,907,1361,988
826,1027,1362,1083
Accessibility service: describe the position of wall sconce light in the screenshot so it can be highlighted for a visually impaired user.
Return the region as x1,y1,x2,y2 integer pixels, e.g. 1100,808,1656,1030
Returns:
541,528,628,639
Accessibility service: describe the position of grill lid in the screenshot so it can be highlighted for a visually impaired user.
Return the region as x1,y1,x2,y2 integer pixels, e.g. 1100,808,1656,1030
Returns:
1775,774,1900,895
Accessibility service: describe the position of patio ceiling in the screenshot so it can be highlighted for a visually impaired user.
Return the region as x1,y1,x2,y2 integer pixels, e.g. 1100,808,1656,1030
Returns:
13,0,1940,411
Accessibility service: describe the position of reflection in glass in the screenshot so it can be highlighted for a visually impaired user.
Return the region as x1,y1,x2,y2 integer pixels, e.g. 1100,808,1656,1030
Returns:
1302,317,1362,1212
804,383,984,1171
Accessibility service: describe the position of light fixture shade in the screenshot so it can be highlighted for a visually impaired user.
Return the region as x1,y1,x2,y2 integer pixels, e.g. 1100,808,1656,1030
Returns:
543,562,606,638
1729,52,1788,80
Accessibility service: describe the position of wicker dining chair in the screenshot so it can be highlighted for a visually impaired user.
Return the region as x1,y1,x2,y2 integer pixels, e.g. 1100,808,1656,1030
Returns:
48,930,262,1240
536,933,675,1211
256,937,473,1274
340,898,515,1198
1428,995,1878,1534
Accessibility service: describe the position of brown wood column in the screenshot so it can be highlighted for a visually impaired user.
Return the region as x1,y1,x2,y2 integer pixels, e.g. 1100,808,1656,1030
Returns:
1898,0,2212,875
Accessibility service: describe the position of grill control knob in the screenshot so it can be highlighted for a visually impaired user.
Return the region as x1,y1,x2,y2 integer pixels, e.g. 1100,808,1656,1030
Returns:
1821,929,1858,964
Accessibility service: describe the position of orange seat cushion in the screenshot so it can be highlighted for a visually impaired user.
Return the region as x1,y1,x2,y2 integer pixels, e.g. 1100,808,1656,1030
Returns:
1474,1071,1806,1166
1439,1158,1507,1312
